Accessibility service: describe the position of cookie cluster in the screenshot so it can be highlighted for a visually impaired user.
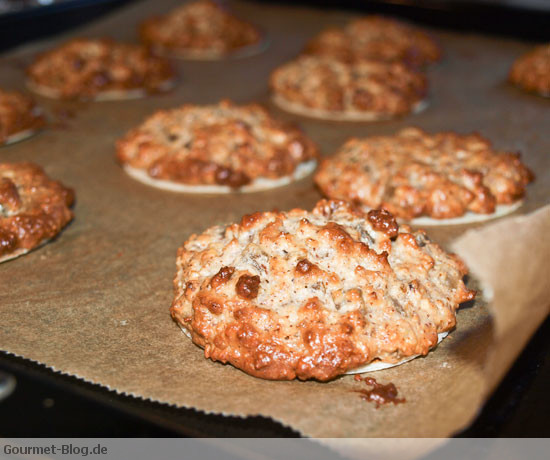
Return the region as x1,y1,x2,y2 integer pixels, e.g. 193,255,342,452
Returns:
2,1,543,382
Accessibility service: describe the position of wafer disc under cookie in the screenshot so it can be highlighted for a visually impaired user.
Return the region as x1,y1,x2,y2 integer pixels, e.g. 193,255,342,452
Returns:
345,332,449,374
27,79,175,101
0,101,44,146
272,93,428,121
2,128,41,147
0,239,50,264
151,36,269,61
123,160,317,194
407,202,523,226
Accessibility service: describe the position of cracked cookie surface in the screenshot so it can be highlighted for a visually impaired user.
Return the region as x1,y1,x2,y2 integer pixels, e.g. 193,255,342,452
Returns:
116,100,318,192
0,162,74,262
315,128,534,222
0,89,45,146
171,199,474,381
509,44,550,97
270,56,427,120
27,38,174,100
304,15,441,66
140,0,262,59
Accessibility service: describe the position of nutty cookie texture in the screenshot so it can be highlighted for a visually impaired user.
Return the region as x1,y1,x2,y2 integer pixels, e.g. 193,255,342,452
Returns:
170,199,475,381
315,128,534,221
509,44,550,97
140,0,262,59
270,56,427,120
0,89,45,146
26,38,174,100
116,100,319,192
303,15,441,66
0,163,74,263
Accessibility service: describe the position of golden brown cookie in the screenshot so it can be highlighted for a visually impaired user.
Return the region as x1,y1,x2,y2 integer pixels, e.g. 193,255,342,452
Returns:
304,15,441,66
0,162,74,263
270,56,428,121
116,100,319,193
314,128,534,223
509,44,550,97
171,199,474,381
0,89,45,146
26,38,175,100
140,0,263,60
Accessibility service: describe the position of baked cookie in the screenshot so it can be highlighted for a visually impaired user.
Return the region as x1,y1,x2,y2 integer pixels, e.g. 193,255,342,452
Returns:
26,38,175,101
304,15,441,66
315,128,534,224
140,0,263,60
171,199,475,381
116,100,319,193
0,89,45,146
270,56,428,121
0,162,74,263
509,44,550,97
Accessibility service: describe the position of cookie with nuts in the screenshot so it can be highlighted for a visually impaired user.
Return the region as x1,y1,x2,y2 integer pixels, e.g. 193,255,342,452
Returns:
315,128,534,224
140,0,264,60
0,162,74,263
26,38,175,101
0,89,45,146
170,199,474,380
270,56,428,121
116,100,319,193
304,15,441,67
509,44,550,97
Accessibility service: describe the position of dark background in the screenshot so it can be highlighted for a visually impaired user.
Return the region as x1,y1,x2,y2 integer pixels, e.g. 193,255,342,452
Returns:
1,0,549,52
0,0,549,439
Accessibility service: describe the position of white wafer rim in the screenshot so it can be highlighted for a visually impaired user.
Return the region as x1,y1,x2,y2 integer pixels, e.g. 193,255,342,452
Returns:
272,93,428,121
26,78,175,101
345,331,450,374
122,159,317,194
406,201,523,226
0,239,50,264
0,247,31,264
2,128,40,146
1,106,44,146
151,36,269,61
177,326,450,374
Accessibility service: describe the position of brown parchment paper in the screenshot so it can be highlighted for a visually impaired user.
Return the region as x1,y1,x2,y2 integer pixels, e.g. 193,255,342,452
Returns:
1,0,549,439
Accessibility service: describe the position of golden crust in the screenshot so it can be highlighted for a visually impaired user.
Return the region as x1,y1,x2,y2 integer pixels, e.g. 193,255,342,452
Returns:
0,162,74,261
314,128,534,220
170,199,475,381
0,89,45,145
270,56,427,118
26,38,174,100
509,44,550,96
304,16,441,66
140,0,261,57
116,100,319,189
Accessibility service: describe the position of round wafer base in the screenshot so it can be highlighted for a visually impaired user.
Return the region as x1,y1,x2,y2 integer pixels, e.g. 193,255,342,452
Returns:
272,93,428,121
151,36,269,61
345,332,449,374
407,201,523,226
27,78,175,101
123,159,317,194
